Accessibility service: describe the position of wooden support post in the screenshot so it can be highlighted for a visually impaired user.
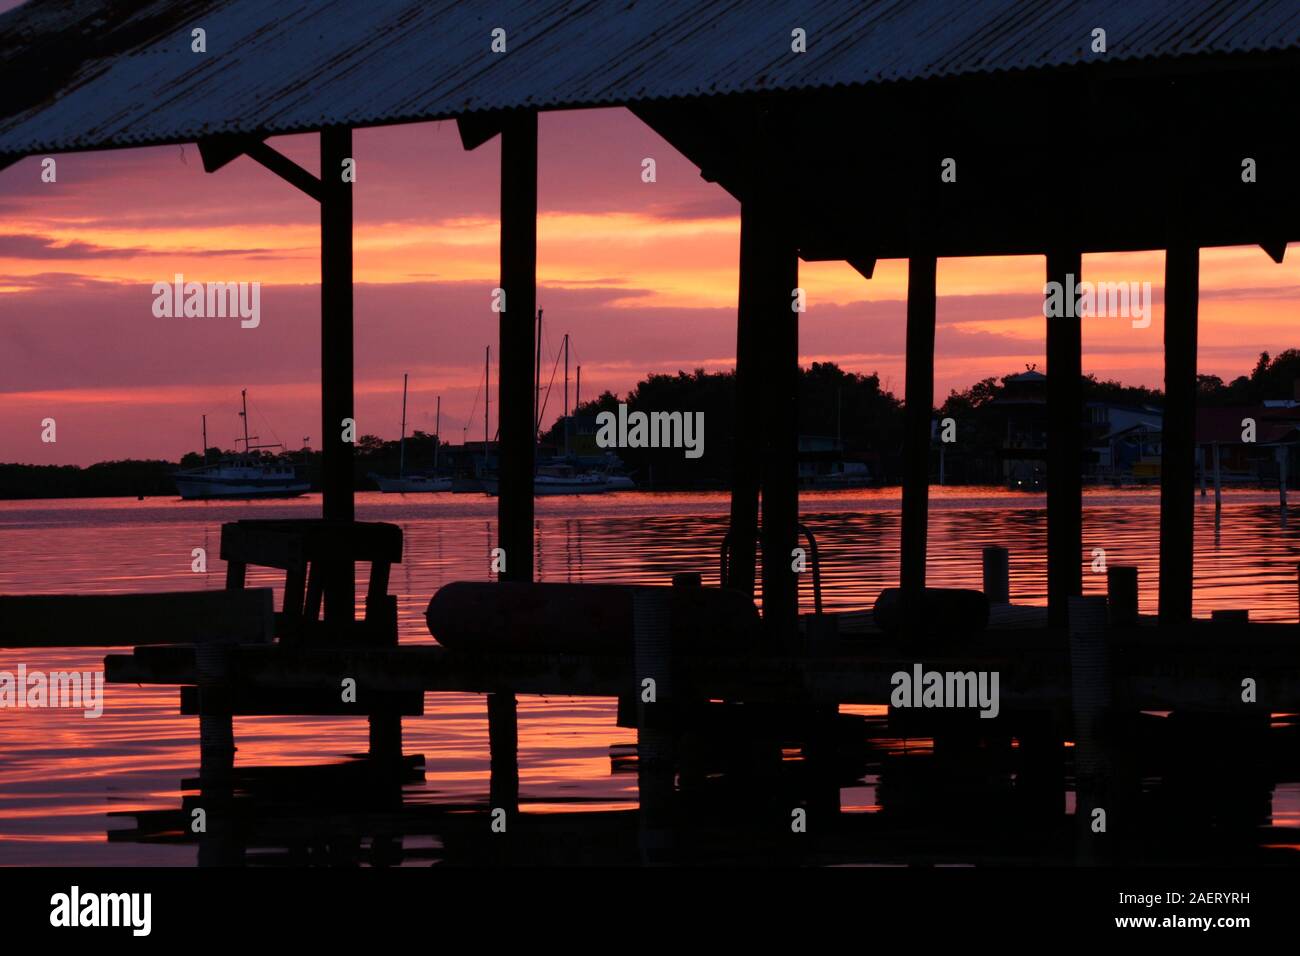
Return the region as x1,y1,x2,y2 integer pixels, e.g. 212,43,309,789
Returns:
1015,713,1065,827
982,545,1010,604
727,199,765,597
368,713,403,762
487,691,519,813
320,125,355,625
1213,441,1222,526
282,562,306,629
1067,594,1135,863
1106,565,1138,627
498,111,537,584
195,643,235,786
901,254,937,605
1199,445,1207,496
1046,250,1083,629
1278,445,1288,511
224,560,246,590
633,588,674,862
493,111,537,793
756,201,800,644
1159,245,1199,627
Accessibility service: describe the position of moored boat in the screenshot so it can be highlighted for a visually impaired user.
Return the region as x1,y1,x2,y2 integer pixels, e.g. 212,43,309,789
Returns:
371,473,452,493
174,390,308,499
483,465,608,496
371,375,452,493
175,461,310,499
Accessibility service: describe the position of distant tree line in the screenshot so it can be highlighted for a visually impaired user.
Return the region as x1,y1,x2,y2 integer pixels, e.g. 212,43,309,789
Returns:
5,352,1298,498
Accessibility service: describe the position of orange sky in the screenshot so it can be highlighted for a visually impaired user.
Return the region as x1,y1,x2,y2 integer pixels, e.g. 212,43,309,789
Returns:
1,107,1296,465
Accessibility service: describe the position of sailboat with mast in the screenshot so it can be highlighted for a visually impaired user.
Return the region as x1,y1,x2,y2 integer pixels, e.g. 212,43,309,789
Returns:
369,373,451,492
173,390,309,499
483,310,611,496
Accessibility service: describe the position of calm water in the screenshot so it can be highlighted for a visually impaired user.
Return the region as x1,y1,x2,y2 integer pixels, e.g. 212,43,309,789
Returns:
3,487,1300,864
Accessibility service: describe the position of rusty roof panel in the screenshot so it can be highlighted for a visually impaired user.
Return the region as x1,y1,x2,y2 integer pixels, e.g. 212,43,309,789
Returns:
2,0,1300,156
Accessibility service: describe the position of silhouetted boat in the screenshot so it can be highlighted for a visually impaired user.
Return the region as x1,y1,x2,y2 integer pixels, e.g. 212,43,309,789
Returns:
174,391,309,499
373,473,452,492
482,464,608,495
370,374,451,493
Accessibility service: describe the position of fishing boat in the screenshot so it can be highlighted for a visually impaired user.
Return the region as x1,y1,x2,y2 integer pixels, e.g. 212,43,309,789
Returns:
174,391,309,500
369,374,451,492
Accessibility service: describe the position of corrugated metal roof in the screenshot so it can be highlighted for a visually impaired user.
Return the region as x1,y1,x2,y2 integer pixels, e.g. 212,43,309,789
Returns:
2,0,1300,157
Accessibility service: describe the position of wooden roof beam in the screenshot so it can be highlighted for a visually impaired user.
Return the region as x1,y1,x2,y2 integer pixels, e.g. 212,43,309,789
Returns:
456,113,503,151
196,135,323,202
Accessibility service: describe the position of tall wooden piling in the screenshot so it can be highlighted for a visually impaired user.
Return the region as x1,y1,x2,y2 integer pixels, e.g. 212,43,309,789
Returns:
1296,564,1300,621
487,691,519,812
633,588,675,862
498,111,538,584
491,111,538,795
727,200,765,597
1106,565,1138,627
1213,441,1223,526
1278,445,1289,510
1046,251,1083,628
982,545,1010,604
752,192,800,643
901,254,937,608
1067,595,1115,863
1159,245,1199,626
320,126,355,623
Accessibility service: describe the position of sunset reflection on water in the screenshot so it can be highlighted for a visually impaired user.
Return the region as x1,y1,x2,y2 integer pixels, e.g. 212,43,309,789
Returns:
3,487,1300,864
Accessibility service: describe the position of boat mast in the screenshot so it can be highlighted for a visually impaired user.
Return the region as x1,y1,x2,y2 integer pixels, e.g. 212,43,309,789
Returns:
201,414,208,465
398,372,408,478
563,332,569,458
484,345,490,472
240,389,250,461
434,395,442,477
534,309,543,440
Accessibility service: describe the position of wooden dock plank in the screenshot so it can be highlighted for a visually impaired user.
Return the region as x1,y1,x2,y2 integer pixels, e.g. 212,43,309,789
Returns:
1,588,274,648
